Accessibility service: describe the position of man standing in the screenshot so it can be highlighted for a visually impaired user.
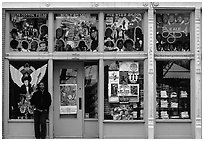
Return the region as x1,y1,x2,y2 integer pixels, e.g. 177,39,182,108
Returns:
30,82,51,139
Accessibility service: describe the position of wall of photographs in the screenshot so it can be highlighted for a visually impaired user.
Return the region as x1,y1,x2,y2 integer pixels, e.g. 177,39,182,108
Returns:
10,13,48,52
156,13,190,51
54,13,99,52
156,61,190,119
104,13,144,52
104,61,144,120
9,61,48,119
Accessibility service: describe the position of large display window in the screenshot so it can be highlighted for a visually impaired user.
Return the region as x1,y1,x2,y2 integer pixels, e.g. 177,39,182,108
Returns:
9,61,48,119
54,13,98,52
104,61,144,120
104,12,144,52
10,13,48,52
156,13,190,51
156,60,190,119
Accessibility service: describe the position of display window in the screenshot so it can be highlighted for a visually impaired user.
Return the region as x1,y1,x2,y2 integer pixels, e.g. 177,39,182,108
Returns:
10,13,48,52
156,60,190,119
9,61,48,119
104,13,144,52
156,13,190,51
54,13,98,52
84,62,98,119
104,61,144,120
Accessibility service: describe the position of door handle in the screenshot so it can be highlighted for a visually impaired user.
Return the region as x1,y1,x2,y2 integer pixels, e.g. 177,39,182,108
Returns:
79,97,82,110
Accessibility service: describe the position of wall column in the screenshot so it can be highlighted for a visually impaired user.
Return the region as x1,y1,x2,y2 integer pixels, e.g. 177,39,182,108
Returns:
147,6,155,139
194,6,202,139
48,12,54,138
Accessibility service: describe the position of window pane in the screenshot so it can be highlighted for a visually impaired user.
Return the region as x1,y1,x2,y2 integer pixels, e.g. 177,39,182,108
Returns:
104,13,144,52
104,61,144,120
54,13,98,52
10,13,48,52
9,61,48,119
156,13,190,51
84,62,98,119
156,61,190,119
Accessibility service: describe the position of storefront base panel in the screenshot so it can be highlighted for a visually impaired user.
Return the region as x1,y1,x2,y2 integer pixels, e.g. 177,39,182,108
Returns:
155,122,192,139
7,121,49,139
103,122,146,139
84,120,99,138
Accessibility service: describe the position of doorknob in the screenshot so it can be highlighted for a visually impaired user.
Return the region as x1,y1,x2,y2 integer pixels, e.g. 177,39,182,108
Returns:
79,97,82,110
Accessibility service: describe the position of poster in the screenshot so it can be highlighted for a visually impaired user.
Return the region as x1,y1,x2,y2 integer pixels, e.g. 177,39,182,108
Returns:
108,62,140,103
60,84,77,114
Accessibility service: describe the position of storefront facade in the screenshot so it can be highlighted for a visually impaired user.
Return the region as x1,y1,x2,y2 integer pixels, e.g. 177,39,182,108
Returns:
2,2,202,139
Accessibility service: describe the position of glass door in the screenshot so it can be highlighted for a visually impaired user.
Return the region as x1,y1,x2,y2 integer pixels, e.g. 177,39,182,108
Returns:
54,61,83,138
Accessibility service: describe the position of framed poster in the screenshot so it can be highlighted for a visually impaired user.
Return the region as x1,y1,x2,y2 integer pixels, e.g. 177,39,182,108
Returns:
60,84,77,114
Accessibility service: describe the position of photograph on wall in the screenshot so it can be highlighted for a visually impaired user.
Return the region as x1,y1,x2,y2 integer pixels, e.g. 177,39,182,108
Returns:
60,84,77,114
156,13,190,51
9,61,48,119
55,13,98,52
10,13,48,52
104,13,143,51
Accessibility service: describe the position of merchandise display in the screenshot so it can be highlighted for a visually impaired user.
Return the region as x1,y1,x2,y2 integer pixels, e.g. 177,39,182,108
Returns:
104,61,144,120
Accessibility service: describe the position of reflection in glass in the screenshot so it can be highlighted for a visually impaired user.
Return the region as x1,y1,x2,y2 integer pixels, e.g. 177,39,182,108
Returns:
10,13,48,52
104,13,144,52
156,61,190,119
54,13,98,52
60,69,78,115
156,13,190,51
104,61,144,120
84,63,98,118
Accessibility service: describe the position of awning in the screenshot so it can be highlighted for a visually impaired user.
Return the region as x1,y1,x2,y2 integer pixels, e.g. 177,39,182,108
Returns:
163,63,190,79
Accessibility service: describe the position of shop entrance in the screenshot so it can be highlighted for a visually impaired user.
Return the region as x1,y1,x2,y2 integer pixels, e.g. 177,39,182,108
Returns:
53,61,84,138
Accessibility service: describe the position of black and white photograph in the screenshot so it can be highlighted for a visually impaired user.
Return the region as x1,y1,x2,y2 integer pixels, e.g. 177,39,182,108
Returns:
1,1,202,139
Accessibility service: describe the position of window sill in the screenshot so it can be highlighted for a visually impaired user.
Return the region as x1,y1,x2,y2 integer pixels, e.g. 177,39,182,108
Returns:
8,119,49,123
84,118,98,121
156,119,192,123
104,120,145,123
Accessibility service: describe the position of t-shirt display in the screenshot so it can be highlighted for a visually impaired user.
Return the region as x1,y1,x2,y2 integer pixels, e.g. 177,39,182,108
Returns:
156,61,190,119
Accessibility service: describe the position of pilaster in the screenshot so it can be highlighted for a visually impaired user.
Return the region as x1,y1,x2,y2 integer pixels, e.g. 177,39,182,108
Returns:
194,6,202,139
147,5,155,139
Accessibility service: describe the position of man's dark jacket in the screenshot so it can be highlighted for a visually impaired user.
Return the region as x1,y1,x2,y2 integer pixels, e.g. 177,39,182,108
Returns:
30,90,51,111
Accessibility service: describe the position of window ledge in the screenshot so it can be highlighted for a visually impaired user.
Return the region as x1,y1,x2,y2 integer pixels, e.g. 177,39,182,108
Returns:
103,120,145,123
156,119,192,123
84,118,98,121
8,119,49,123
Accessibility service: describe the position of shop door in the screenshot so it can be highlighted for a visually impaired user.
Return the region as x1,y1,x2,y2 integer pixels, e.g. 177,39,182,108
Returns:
53,61,83,138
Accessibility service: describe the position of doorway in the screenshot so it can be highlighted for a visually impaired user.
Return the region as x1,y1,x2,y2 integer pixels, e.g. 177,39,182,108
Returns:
53,61,99,138
53,61,83,138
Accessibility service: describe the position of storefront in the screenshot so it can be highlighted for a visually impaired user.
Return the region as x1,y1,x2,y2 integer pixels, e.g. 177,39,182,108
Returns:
2,2,202,139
